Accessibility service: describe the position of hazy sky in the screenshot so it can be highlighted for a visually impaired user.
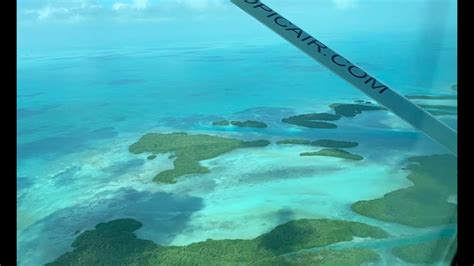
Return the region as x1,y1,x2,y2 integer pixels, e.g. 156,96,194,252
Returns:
17,0,457,51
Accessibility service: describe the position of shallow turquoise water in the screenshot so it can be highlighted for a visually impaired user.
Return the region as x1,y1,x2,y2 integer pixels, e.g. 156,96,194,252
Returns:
17,1,457,265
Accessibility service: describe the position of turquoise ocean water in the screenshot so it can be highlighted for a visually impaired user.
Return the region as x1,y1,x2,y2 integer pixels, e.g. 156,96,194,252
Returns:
18,0,457,265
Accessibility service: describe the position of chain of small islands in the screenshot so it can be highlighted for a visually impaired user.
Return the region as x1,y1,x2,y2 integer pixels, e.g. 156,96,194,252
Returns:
47,97,457,265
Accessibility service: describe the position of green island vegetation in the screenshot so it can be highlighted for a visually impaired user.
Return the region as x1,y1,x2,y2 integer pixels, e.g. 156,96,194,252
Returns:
300,148,364,161
427,110,457,116
392,237,457,264
276,139,359,149
329,103,386,117
417,104,457,116
406,95,457,100
311,139,358,148
403,94,458,115
241,139,272,147
282,113,340,129
352,154,457,227
285,113,342,121
212,120,268,128
147,154,157,160
418,104,457,111
281,103,387,128
129,132,270,184
230,120,268,128
47,218,388,266
276,139,312,145
354,100,373,105
212,120,230,126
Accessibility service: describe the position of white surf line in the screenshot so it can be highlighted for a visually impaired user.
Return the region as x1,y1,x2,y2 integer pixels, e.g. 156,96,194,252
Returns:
231,0,457,156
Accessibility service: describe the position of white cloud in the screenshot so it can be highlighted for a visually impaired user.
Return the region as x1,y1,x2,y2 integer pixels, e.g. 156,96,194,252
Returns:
39,7,61,20
24,1,102,22
174,0,227,11
111,0,225,12
112,0,149,11
112,2,128,10
332,0,357,9
133,0,149,10
21,0,229,24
